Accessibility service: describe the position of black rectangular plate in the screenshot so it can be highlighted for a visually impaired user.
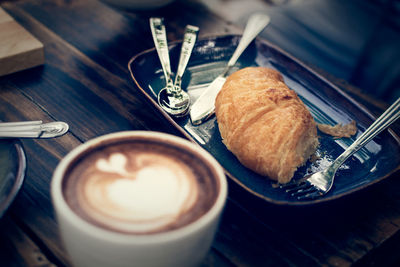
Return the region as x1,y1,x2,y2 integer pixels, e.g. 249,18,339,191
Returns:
128,34,400,205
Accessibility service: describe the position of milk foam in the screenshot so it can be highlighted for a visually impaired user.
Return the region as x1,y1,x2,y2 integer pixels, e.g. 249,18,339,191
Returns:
81,152,198,233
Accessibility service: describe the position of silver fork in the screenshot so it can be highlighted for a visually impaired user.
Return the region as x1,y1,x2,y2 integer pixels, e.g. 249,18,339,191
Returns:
281,97,400,200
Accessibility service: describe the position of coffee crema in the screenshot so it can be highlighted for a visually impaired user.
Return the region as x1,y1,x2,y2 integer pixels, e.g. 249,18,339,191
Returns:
62,137,220,235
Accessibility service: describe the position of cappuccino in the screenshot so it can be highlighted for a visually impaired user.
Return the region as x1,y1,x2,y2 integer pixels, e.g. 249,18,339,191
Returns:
52,131,227,267
62,136,219,234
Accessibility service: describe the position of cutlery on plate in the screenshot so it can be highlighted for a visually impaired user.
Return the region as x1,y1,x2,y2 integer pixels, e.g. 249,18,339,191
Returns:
281,97,400,200
150,17,198,117
173,25,199,98
0,120,69,138
189,13,271,125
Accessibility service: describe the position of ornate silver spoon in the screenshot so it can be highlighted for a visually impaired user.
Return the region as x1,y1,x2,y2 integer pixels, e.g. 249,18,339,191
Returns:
150,18,198,117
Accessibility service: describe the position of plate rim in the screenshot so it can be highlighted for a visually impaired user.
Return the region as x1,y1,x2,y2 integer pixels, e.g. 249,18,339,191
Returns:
128,33,400,206
0,139,26,217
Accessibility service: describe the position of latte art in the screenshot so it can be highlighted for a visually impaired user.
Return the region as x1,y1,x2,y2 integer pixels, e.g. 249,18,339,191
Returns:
63,138,219,234
82,152,198,233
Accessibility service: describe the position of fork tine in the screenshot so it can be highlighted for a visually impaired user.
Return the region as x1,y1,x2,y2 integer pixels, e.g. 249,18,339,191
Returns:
285,182,313,195
279,180,301,189
296,190,323,200
291,186,318,197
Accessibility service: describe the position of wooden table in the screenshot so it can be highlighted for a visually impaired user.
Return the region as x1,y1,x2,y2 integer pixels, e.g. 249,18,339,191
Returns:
0,0,399,266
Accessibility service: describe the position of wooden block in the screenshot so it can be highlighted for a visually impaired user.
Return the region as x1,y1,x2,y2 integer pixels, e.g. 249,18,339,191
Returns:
0,7,44,77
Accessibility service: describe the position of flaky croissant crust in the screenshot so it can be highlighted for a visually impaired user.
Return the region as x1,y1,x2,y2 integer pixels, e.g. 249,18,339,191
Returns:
215,67,319,183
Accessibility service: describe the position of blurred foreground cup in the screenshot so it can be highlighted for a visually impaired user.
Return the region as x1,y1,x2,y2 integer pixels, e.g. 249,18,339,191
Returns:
51,131,227,267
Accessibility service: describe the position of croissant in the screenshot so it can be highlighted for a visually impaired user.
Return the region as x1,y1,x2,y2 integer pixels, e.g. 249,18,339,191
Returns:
215,67,319,184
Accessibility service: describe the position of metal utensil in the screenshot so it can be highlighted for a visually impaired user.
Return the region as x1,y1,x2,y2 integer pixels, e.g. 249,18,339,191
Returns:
150,18,198,117
0,121,69,138
189,14,271,125
281,97,400,200
173,25,199,97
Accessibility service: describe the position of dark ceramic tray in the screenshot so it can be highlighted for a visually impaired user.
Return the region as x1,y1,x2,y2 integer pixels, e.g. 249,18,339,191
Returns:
0,139,26,217
128,34,400,205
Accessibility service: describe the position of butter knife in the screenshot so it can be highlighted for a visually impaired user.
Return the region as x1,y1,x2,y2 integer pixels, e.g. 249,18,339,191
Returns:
189,14,270,125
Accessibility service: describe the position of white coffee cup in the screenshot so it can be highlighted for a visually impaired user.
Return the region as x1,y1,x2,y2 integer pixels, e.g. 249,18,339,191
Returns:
51,131,227,267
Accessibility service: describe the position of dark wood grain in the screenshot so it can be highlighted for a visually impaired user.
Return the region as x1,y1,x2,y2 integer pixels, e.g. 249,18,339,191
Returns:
0,0,399,266
0,214,56,267
0,1,239,266
225,170,400,267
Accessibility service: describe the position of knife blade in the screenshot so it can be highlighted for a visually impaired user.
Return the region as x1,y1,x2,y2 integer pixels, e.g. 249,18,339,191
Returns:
189,76,227,125
189,13,270,125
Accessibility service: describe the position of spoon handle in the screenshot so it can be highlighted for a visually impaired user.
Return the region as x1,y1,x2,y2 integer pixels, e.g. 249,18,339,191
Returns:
150,17,173,89
173,25,199,92
221,14,270,76
0,121,69,138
